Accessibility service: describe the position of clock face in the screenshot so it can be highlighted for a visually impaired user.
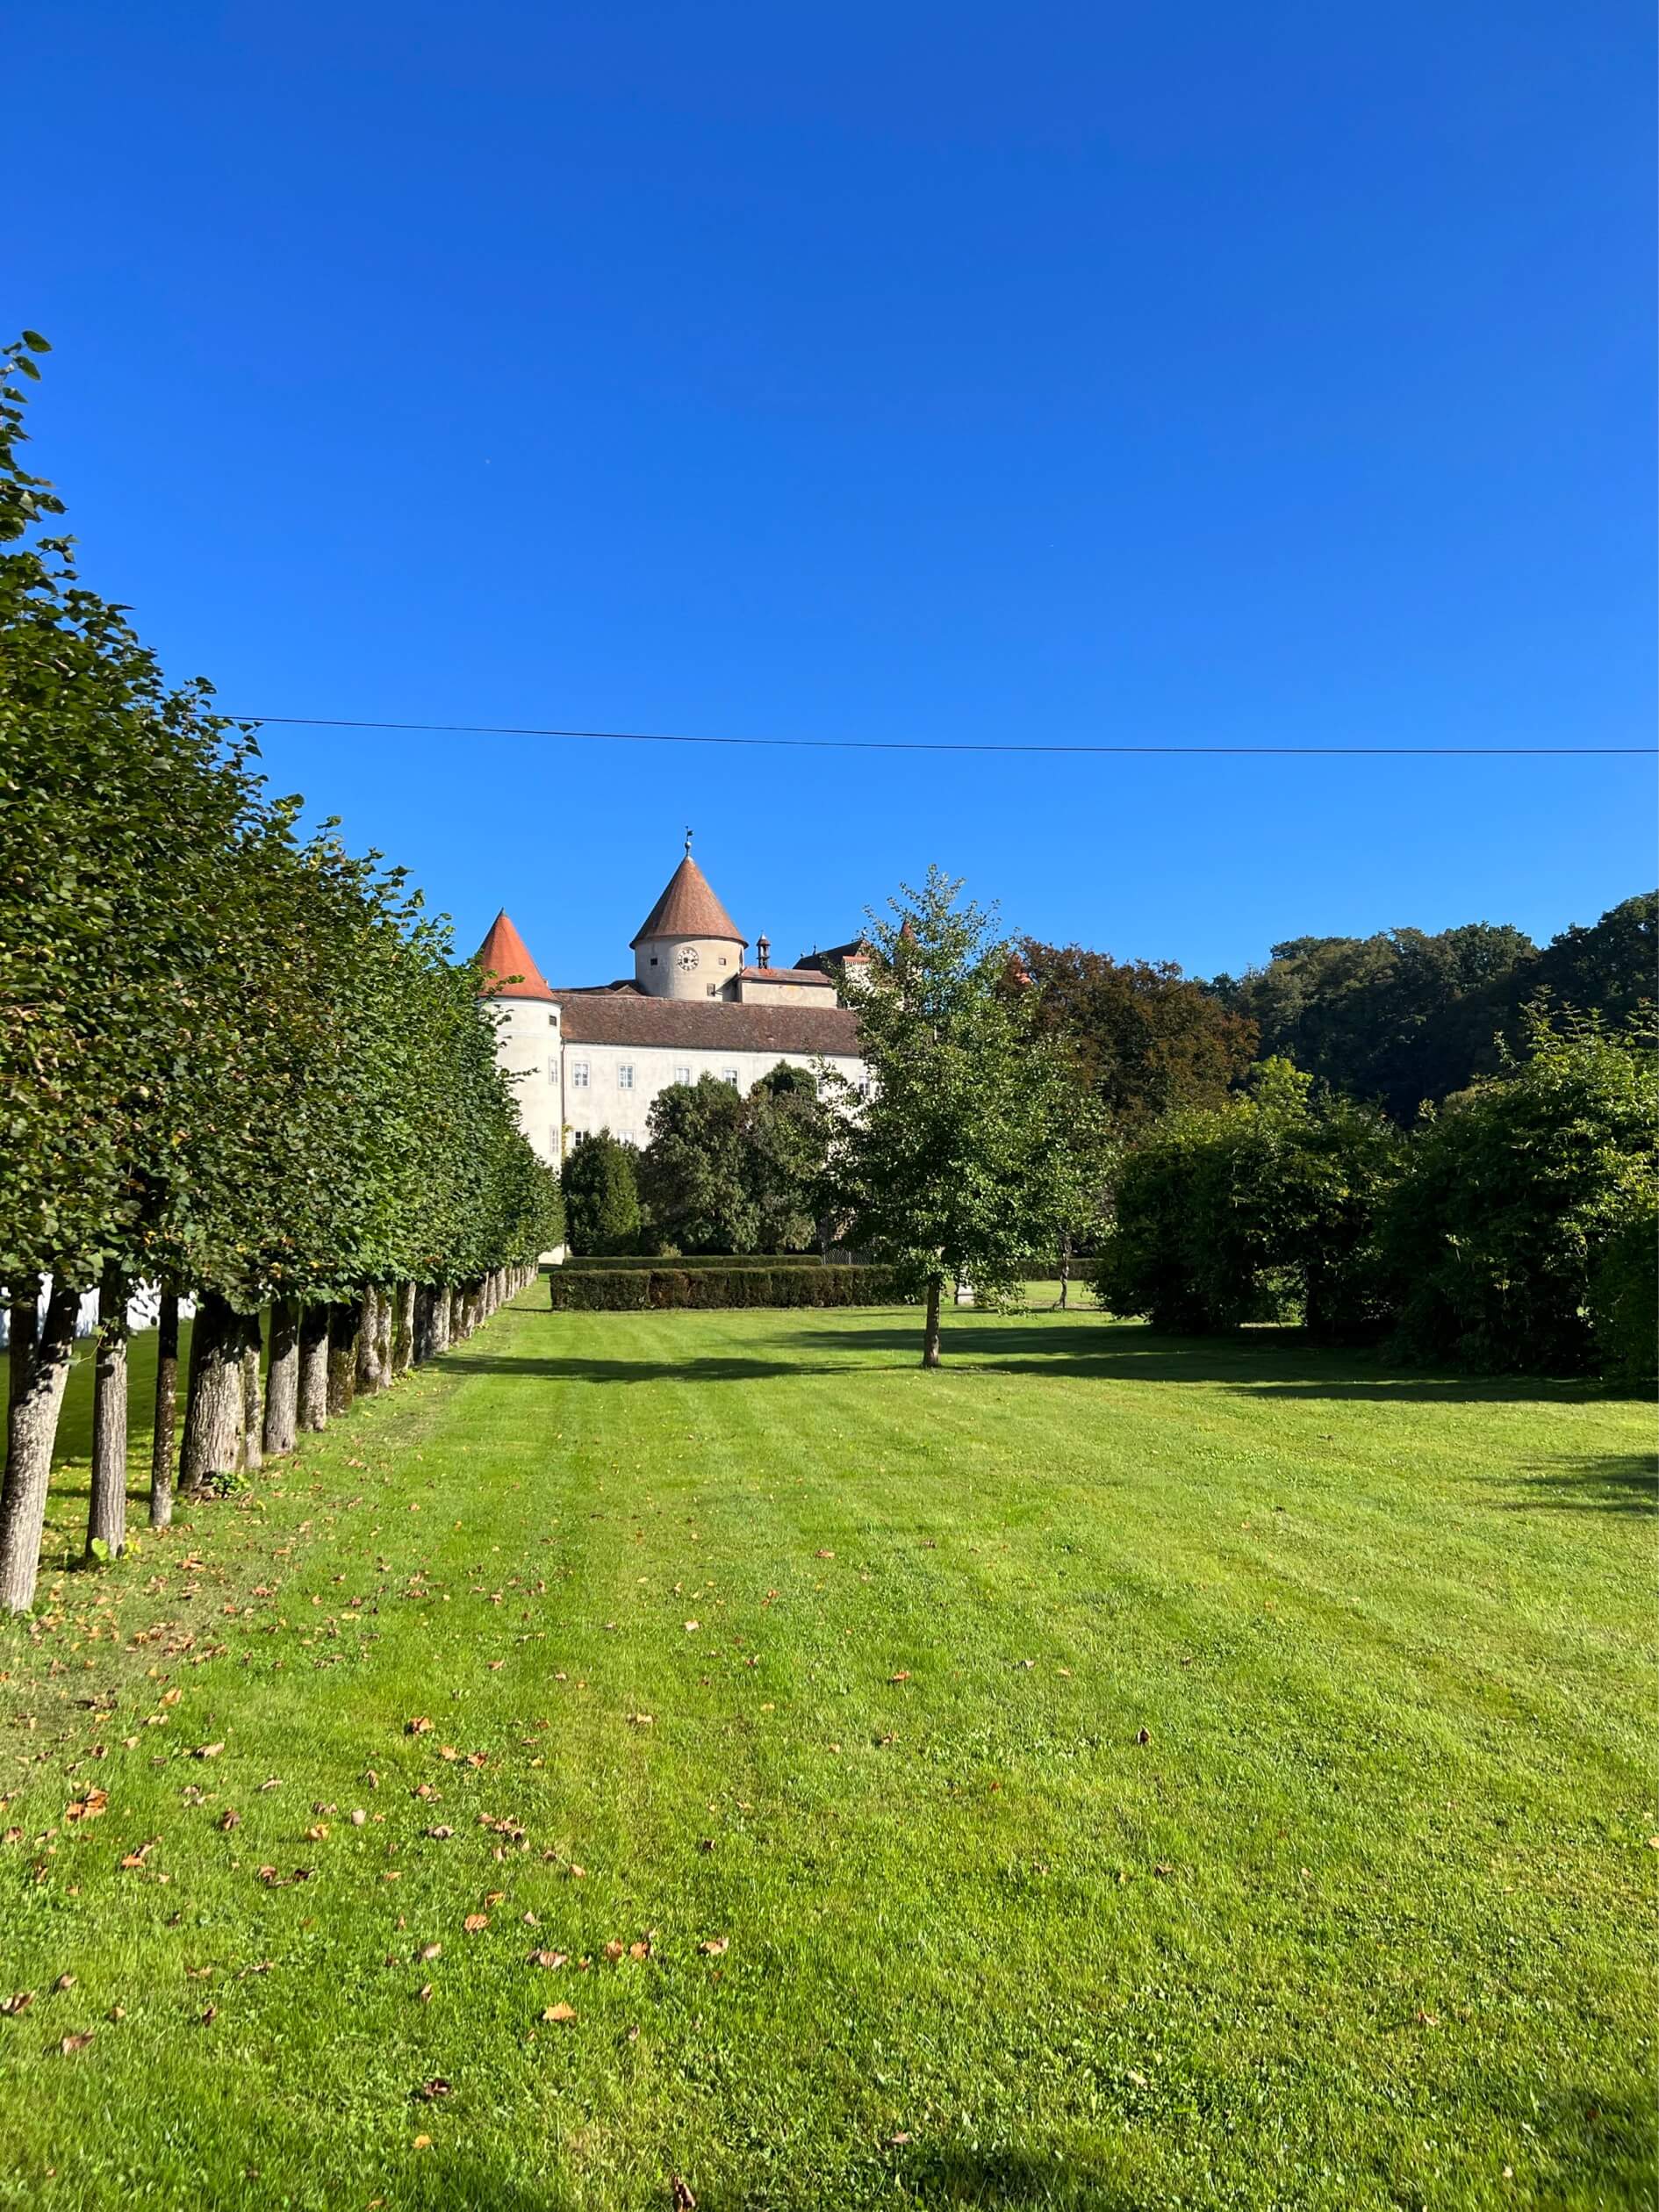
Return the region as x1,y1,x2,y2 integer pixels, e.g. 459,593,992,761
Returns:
675,944,700,973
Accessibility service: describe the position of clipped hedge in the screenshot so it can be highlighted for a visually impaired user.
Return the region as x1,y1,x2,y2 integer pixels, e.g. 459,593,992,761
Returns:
556,1253,829,1273
548,1266,913,1311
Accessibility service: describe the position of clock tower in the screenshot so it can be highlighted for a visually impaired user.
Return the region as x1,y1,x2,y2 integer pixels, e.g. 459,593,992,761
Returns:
629,835,749,1000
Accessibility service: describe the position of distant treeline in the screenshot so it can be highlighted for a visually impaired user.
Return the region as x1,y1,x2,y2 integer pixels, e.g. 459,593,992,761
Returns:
1019,890,1654,1128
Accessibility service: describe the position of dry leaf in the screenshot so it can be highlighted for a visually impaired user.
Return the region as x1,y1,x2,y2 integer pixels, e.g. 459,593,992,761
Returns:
1136,1727,1151,1746
1,1992,32,2017
463,1914,489,1934
193,1743,225,1760
65,1789,109,1822
413,2134,432,2151
305,1823,329,1842
406,1717,433,1734
416,1984,433,2003
419,1943,442,1961
628,1940,650,1961
424,1826,454,1841
698,1937,729,1957
53,1973,75,1991
672,2179,697,2209
414,2078,451,2101
603,1940,624,1964
530,1949,568,1969
120,1841,157,1870
542,2001,577,2024
59,2031,95,2055
888,1671,911,1684
219,1810,241,1832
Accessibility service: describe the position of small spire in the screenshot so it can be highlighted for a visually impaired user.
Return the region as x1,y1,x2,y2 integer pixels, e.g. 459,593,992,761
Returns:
684,825,693,856
757,933,771,970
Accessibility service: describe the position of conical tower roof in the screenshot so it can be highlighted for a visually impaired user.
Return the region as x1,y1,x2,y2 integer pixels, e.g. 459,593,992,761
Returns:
472,909,556,1001
630,854,746,950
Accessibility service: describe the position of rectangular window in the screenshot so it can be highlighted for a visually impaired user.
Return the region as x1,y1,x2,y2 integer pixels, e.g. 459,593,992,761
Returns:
571,1061,590,1089
722,1067,738,1086
674,1066,691,1086
618,1064,635,1090
706,982,718,996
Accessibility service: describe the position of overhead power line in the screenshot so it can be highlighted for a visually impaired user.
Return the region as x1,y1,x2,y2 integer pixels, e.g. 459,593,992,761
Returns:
229,714,1651,759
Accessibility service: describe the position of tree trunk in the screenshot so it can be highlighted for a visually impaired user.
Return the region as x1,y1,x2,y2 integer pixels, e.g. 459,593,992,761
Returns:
327,1302,359,1418
88,1260,129,1558
240,1313,263,1473
180,1291,246,1496
372,1287,392,1385
1059,1230,1071,1311
297,1304,329,1431
0,1280,80,1612
449,1287,465,1343
433,1286,451,1355
391,1283,415,1375
263,1299,299,1456
922,1277,943,1369
356,1288,382,1393
150,1288,180,1528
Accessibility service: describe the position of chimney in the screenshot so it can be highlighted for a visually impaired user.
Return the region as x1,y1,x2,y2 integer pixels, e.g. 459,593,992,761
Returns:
757,933,771,970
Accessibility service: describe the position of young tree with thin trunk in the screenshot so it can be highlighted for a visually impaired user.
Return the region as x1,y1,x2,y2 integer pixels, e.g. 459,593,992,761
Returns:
826,869,1098,1367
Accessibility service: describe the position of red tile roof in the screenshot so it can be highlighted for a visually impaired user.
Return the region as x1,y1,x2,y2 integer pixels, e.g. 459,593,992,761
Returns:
472,910,556,1002
630,856,746,949
552,990,859,1057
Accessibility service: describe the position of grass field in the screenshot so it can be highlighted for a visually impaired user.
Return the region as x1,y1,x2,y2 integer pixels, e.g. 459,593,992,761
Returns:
0,1293,1652,2210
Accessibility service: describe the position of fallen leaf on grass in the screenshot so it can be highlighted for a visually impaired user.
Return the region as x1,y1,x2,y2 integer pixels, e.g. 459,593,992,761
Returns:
413,2134,432,2151
672,2178,697,2209
698,1937,729,1957
1,1993,32,2017
628,1940,650,1961
416,1984,433,2003
529,1949,568,1969
219,1810,241,1832
406,1718,433,1735
541,2002,577,2024
418,1943,442,1961
423,1826,454,1841
59,2030,96,2055
65,1789,109,1822
53,1974,75,1992
414,2078,450,2101
463,1914,490,1934
199,2005,217,2026
305,1824,329,1842
120,1842,157,1870
1136,1727,1152,1746
888,2131,912,2146
193,1743,225,1760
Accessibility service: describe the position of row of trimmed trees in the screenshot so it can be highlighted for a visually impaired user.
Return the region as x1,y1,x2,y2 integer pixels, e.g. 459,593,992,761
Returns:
0,333,562,1611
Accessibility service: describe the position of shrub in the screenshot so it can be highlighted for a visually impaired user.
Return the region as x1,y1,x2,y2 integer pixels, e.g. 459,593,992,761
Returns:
548,1266,911,1312
1382,1021,1656,1374
1587,1198,1656,1385
561,1130,641,1255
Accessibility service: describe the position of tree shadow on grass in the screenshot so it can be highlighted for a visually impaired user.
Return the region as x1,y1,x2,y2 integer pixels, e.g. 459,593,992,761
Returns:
1504,1452,1655,1515
757,1321,1621,1406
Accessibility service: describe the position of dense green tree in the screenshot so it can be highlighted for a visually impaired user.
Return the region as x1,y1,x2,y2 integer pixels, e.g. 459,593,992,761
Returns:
1018,941,1257,1134
826,870,1094,1365
1098,1061,1404,1339
742,1064,833,1254
561,1130,642,1255
1381,1017,1656,1374
637,1077,758,1255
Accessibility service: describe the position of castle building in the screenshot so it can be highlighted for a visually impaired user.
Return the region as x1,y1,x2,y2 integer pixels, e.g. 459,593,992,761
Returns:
474,841,866,1160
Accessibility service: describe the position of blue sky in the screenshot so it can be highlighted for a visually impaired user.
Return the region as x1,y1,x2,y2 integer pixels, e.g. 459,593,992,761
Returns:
12,2,1653,983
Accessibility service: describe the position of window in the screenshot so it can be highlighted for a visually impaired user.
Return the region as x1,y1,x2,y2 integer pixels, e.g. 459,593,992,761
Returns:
571,1061,590,1089
722,1067,738,1087
706,982,717,996
618,1064,635,1090
718,955,728,967
650,955,658,966
674,1066,691,1086
549,1013,558,1028
548,1058,558,1083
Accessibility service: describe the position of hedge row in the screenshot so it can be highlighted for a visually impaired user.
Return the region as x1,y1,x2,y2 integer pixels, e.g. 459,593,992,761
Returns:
548,1265,914,1311
555,1253,830,1273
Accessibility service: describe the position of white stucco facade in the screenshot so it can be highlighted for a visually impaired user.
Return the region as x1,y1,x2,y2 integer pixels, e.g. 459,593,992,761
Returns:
475,851,865,1164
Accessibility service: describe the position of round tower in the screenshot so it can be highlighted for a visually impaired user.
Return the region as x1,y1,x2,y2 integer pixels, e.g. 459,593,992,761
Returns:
629,837,748,999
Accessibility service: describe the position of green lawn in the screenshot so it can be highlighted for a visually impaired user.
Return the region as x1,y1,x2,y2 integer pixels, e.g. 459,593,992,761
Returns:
1,1295,1652,2210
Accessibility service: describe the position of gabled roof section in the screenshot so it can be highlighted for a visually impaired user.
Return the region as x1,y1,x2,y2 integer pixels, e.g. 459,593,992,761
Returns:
472,910,556,1002
630,855,746,949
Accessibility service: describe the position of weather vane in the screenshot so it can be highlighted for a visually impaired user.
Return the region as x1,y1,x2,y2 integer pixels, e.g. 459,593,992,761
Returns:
684,825,693,856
